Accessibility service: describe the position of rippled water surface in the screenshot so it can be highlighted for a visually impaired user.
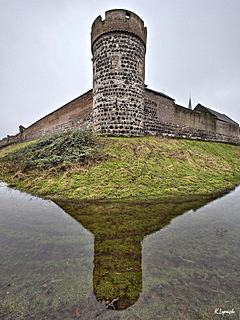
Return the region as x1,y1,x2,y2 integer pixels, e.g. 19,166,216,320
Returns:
0,182,239,319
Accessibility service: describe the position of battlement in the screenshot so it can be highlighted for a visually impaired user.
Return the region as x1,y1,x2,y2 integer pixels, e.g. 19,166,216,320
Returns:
91,9,147,50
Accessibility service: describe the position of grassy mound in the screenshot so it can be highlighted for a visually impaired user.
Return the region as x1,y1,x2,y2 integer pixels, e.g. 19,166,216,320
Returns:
0,134,240,200
1,129,98,170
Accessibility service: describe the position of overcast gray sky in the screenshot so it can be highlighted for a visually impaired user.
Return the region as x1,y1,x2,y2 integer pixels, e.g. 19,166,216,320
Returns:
1,0,240,138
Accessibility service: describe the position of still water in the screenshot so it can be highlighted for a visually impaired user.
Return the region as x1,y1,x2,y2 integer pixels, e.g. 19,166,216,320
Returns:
0,182,239,319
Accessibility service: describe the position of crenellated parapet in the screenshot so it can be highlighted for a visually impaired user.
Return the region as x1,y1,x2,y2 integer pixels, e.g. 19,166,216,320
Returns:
91,9,147,51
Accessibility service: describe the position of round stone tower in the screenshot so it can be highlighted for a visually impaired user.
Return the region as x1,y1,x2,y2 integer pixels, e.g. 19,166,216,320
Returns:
91,9,147,135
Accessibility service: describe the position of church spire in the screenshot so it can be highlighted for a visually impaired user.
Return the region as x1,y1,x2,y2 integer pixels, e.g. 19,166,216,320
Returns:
188,96,192,110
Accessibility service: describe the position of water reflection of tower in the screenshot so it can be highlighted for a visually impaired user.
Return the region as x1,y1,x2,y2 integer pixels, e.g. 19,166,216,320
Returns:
56,197,214,310
91,9,147,135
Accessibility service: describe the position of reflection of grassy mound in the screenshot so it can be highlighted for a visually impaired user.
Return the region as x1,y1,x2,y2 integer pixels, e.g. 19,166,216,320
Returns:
57,195,216,309
1,135,240,200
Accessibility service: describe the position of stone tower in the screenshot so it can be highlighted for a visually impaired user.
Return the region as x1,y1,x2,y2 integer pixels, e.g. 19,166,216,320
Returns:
91,9,147,135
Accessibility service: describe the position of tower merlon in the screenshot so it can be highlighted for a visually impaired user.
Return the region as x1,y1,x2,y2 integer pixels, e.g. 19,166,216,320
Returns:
91,9,147,51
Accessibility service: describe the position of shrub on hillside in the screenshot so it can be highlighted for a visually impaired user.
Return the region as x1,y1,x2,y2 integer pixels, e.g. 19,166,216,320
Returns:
3,129,99,169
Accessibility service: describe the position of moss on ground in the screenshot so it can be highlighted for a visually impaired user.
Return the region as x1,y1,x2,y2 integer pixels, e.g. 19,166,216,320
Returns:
0,133,240,200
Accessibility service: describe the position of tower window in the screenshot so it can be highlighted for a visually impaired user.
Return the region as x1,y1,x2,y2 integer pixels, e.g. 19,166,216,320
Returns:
137,61,144,74
112,55,121,68
125,11,130,19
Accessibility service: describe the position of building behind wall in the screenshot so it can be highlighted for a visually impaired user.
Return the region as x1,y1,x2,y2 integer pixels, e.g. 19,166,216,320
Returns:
0,9,239,148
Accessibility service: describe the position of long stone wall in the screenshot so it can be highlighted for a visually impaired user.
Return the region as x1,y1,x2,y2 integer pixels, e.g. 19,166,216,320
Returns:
21,90,93,140
144,88,239,140
0,135,21,149
1,87,240,149
144,121,240,144
0,90,93,148
145,89,176,125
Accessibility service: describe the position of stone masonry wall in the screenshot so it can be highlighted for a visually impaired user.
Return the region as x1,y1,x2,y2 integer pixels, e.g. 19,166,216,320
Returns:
1,86,239,149
144,89,176,125
144,89,239,141
144,121,240,144
174,104,217,133
91,9,147,135
0,135,21,149
91,9,147,50
216,119,239,137
92,32,146,135
21,90,93,140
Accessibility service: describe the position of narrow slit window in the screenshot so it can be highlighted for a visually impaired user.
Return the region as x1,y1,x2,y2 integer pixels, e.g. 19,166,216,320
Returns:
126,11,130,19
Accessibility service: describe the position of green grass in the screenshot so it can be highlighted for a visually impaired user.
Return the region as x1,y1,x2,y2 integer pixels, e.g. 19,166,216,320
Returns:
0,140,35,158
0,132,240,201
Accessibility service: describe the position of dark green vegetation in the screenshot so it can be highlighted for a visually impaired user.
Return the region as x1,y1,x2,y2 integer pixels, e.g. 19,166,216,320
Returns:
1,129,240,200
2,129,98,169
